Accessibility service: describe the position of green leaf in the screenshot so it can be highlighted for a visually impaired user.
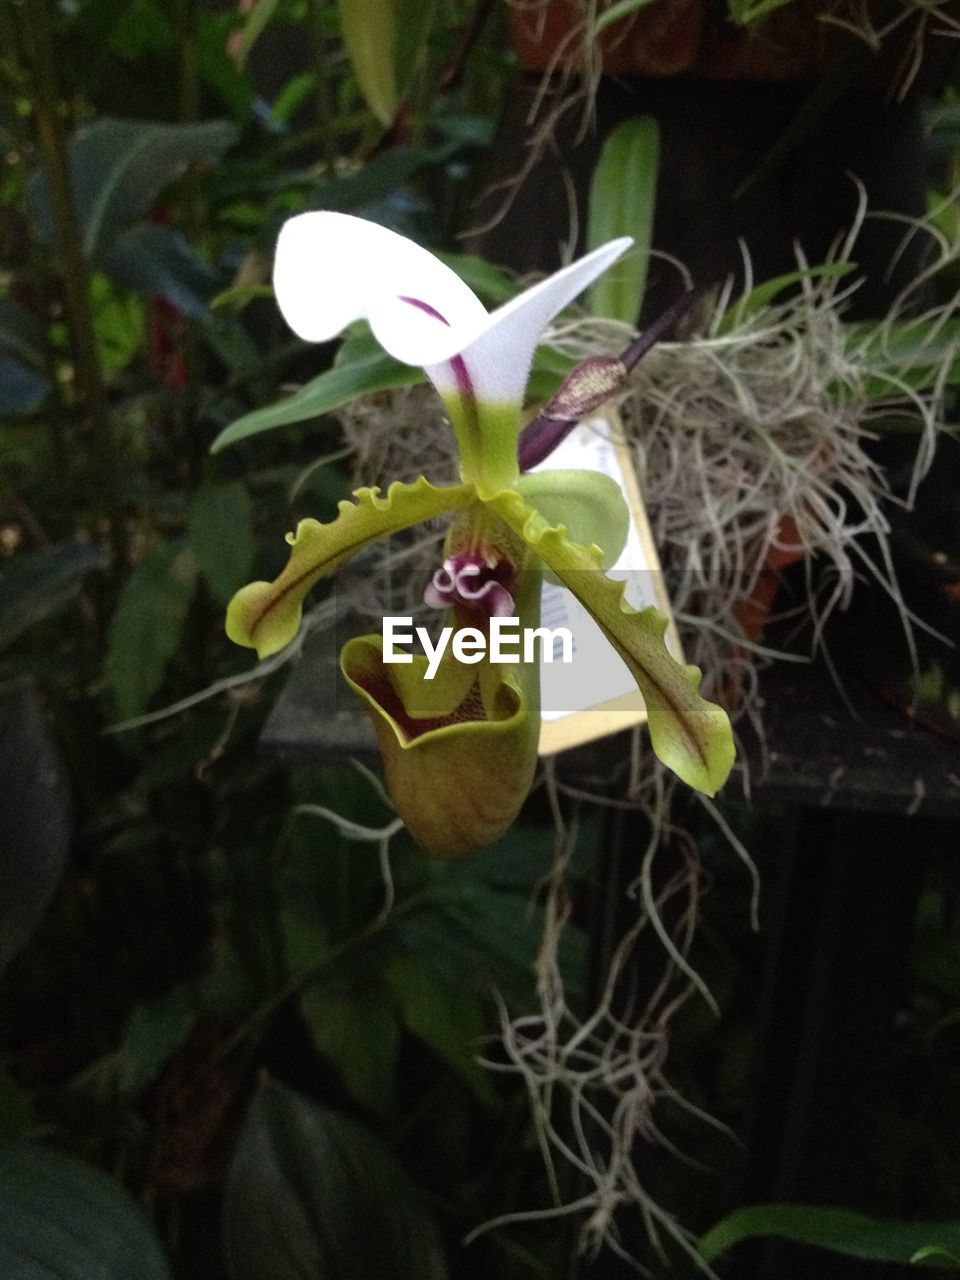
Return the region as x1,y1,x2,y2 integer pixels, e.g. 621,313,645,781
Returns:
718,262,857,333
0,355,49,416
0,686,72,977
386,950,498,1106
592,0,659,34
118,985,198,1097
0,543,105,654
0,299,45,367
398,880,546,1001
89,272,145,372
0,1068,33,1140
188,481,255,604
912,1247,960,1268
223,1078,448,1280
100,225,223,321
338,0,398,126
106,540,199,722
587,117,659,324
435,252,521,307
233,0,282,64
0,1140,171,1279
28,117,238,260
699,1205,960,1267
211,351,425,452
515,469,629,570
301,982,399,1115
226,478,474,659
911,1244,960,1264
492,489,735,796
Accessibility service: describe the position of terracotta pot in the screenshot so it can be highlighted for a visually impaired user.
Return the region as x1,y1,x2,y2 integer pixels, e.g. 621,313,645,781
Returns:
507,0,957,90
735,514,805,646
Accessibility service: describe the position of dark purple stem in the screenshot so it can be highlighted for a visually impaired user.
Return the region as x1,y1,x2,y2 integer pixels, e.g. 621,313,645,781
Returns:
518,286,703,472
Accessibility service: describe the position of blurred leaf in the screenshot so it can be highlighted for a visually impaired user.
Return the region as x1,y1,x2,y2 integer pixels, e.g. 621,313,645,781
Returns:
187,481,255,604
28,117,238,260
90,272,145,371
699,1204,960,1266
119,985,198,1097
107,0,175,58
0,543,105,654
301,982,399,1115
398,881,539,1001
435,252,520,307
105,540,198,722
303,144,457,212
100,224,224,320
592,0,658,33
0,355,49,416
0,686,71,972
211,351,424,451
131,712,230,793
196,14,256,121
587,116,659,324
718,262,857,333
234,0,282,64
0,299,45,367
912,1246,960,1268
223,1078,448,1280
338,0,398,126
269,73,316,126
386,950,497,1106
0,1069,33,1140
727,0,798,25
848,317,960,398
0,1140,171,1278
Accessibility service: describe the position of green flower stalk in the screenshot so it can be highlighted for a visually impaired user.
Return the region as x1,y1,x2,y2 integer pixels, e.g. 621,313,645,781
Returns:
226,213,734,858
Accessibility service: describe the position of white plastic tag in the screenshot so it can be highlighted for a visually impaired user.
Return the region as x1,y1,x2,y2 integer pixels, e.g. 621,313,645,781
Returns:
530,408,681,757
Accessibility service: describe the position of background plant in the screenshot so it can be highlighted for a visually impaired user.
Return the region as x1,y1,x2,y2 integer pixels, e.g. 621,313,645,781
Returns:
3,0,960,1277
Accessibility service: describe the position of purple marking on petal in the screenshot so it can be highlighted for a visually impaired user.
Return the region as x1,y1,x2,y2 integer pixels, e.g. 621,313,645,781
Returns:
399,298,481,443
399,296,451,326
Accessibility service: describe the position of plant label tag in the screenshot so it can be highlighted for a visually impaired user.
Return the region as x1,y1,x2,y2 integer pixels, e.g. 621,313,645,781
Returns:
530,408,682,757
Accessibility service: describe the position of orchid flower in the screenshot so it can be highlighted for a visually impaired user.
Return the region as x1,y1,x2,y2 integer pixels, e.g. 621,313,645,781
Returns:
226,212,734,858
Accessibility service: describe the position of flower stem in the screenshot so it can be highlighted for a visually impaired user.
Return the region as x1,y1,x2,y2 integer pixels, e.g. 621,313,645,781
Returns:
25,0,127,566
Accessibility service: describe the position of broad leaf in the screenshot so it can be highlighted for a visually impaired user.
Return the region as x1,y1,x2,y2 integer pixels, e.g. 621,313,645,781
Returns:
118,984,198,1097
0,543,106,654
106,540,198,721
28,117,238,260
587,117,659,324
300,982,399,1115
0,299,45,366
386,950,498,1106
700,1204,960,1268
0,1140,171,1279
188,481,255,604
0,355,49,416
223,1078,448,1280
338,0,398,126
0,685,72,976
100,224,224,320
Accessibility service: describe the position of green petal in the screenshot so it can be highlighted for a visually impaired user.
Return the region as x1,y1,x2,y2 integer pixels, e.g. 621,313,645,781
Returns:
491,490,735,796
515,469,629,570
340,575,543,860
226,478,474,659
